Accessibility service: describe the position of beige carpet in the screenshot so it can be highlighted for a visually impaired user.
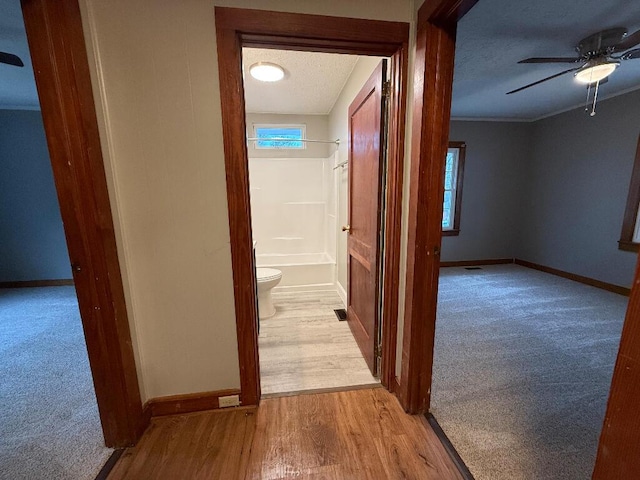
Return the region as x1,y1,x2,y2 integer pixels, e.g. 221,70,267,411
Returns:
0,287,113,480
432,264,627,480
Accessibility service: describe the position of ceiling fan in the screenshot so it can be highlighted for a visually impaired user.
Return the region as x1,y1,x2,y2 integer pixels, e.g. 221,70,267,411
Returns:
0,51,24,67
507,27,640,96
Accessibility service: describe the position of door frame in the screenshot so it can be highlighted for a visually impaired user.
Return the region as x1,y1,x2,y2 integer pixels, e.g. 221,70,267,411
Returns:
20,0,144,447
398,0,479,413
409,3,640,477
215,7,409,404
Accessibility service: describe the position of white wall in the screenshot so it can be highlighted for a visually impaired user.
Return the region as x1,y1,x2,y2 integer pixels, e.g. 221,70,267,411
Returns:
327,57,384,293
247,114,336,259
79,0,414,401
249,156,334,257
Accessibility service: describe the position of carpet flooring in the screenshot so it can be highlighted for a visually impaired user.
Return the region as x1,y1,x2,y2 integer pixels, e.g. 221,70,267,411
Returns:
431,265,627,480
0,287,113,480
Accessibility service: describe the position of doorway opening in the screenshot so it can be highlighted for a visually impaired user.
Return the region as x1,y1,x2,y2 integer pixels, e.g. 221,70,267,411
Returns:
215,7,409,404
243,48,390,397
0,3,114,476
429,1,636,478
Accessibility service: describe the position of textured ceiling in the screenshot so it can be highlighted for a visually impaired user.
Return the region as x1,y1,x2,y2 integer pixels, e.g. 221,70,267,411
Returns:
242,48,359,115
2,0,639,119
0,0,38,109
453,0,640,120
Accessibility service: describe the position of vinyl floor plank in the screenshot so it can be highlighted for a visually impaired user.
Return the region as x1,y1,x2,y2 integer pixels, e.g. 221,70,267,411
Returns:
259,290,378,395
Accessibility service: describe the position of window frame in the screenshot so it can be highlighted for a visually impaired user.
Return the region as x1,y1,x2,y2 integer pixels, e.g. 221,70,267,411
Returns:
252,123,306,150
619,134,640,252
442,141,466,236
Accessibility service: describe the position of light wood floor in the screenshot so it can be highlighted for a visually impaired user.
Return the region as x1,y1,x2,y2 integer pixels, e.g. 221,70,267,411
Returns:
259,291,378,396
108,388,463,480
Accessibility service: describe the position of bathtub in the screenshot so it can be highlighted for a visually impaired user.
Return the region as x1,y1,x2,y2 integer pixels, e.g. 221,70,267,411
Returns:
255,253,336,292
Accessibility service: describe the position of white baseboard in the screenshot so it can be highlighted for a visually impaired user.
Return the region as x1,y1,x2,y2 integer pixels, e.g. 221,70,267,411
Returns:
273,283,336,294
337,282,347,307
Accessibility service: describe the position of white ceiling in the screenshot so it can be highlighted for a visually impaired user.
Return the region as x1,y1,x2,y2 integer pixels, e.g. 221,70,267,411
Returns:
242,48,359,115
2,0,639,119
453,0,640,120
0,0,38,109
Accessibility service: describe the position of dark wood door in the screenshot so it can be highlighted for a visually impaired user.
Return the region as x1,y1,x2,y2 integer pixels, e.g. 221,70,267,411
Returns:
346,61,386,375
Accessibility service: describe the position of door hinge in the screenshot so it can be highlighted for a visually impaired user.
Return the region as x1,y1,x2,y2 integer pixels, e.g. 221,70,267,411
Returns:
382,80,391,97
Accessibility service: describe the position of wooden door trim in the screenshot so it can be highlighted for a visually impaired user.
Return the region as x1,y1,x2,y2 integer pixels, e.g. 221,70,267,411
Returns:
408,2,640,475
214,7,409,403
398,0,479,413
21,0,144,446
593,249,640,477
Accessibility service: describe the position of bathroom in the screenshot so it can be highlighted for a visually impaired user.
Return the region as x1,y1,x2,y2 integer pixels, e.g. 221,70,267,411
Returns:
243,48,387,396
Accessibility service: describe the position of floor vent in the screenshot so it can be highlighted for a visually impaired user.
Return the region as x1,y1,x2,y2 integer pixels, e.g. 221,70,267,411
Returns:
334,309,347,321
464,266,483,270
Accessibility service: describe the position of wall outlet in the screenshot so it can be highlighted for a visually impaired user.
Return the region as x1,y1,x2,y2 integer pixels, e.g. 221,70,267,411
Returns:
218,394,241,408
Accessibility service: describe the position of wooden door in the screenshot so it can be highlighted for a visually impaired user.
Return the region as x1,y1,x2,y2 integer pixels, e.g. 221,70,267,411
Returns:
346,61,387,375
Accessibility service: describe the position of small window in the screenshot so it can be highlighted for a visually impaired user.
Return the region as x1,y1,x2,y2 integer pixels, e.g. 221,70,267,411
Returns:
253,124,306,149
442,141,466,236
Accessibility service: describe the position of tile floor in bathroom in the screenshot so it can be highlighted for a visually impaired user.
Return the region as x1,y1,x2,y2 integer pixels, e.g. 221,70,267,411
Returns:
258,290,380,396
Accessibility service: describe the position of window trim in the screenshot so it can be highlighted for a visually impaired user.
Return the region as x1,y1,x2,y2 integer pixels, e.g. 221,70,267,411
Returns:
252,123,306,150
619,134,640,252
442,141,466,237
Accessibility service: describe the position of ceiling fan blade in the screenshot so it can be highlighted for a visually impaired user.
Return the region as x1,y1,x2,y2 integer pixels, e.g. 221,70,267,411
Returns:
613,29,640,52
506,67,580,95
621,48,640,60
0,51,24,67
518,57,582,64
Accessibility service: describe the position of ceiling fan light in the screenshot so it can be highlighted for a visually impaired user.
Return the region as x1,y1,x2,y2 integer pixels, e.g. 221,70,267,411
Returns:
575,62,619,84
249,62,285,82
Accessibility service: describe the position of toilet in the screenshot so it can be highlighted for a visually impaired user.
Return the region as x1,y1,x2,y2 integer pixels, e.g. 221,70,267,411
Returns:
256,267,283,319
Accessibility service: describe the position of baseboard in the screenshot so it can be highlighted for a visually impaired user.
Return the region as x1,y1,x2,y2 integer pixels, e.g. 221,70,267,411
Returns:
272,283,336,294
514,259,630,296
440,258,513,267
0,278,74,288
427,413,475,480
337,281,347,307
144,388,243,417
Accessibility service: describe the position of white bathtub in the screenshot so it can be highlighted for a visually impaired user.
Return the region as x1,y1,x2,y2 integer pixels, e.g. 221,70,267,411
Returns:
255,253,336,292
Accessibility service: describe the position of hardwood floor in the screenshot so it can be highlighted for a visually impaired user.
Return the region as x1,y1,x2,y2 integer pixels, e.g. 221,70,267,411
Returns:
259,291,378,396
108,388,463,480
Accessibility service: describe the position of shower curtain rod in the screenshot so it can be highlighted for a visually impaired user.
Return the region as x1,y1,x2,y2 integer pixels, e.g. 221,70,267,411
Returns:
246,137,340,145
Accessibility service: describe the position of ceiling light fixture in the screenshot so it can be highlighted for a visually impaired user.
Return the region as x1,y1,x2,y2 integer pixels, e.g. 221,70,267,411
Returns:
249,62,285,82
574,59,619,84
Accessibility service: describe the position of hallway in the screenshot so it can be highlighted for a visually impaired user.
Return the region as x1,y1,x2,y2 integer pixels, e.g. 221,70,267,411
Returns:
108,388,462,479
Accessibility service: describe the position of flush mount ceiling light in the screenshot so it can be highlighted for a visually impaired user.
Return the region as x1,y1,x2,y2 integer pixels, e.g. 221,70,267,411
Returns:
249,62,285,82
574,59,619,84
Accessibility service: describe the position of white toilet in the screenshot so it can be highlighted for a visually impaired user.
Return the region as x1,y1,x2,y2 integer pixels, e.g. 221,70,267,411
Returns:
256,267,283,319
